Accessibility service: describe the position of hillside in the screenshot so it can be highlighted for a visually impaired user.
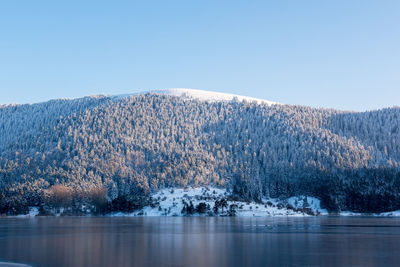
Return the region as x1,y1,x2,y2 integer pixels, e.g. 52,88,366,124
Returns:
0,90,399,215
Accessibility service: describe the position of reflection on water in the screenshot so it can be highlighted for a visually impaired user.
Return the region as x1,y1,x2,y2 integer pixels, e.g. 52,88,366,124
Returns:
0,217,400,267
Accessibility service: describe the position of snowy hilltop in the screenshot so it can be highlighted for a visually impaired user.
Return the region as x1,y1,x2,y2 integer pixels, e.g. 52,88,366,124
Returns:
133,88,278,106
0,89,399,216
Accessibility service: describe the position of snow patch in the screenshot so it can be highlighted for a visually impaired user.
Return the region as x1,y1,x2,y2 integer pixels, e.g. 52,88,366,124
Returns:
0,262,32,267
16,207,39,218
339,211,362,216
377,210,400,217
338,210,400,217
28,207,39,217
110,187,325,217
287,196,328,215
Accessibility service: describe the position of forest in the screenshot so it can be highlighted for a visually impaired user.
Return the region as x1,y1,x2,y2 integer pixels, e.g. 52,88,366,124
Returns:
0,93,399,215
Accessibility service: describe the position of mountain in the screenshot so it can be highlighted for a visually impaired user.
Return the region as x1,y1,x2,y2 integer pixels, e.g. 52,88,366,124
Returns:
0,89,399,215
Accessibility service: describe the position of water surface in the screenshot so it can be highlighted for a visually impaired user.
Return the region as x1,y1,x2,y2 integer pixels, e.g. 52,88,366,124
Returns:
0,217,399,266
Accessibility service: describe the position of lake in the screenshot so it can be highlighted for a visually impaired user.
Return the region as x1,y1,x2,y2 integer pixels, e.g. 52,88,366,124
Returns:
0,217,399,267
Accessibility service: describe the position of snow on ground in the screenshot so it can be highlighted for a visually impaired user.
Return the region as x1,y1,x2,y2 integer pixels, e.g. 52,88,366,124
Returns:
338,210,400,217
378,210,400,217
16,207,39,218
287,196,329,215
338,211,363,216
233,200,304,217
114,88,278,106
0,262,32,267
28,207,39,217
144,187,225,216
111,187,325,217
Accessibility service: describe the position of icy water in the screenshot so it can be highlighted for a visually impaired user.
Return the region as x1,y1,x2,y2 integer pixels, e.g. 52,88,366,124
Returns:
0,217,399,267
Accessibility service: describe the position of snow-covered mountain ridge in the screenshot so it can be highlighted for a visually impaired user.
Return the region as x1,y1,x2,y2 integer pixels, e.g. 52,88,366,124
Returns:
114,88,278,106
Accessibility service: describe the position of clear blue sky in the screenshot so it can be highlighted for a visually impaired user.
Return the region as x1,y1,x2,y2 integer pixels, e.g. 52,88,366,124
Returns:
0,0,399,111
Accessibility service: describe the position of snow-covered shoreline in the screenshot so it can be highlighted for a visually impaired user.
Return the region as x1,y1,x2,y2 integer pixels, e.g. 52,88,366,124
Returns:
7,187,400,218
110,187,327,217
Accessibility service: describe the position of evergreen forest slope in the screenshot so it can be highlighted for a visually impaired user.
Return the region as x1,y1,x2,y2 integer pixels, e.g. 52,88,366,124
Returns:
0,90,399,214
